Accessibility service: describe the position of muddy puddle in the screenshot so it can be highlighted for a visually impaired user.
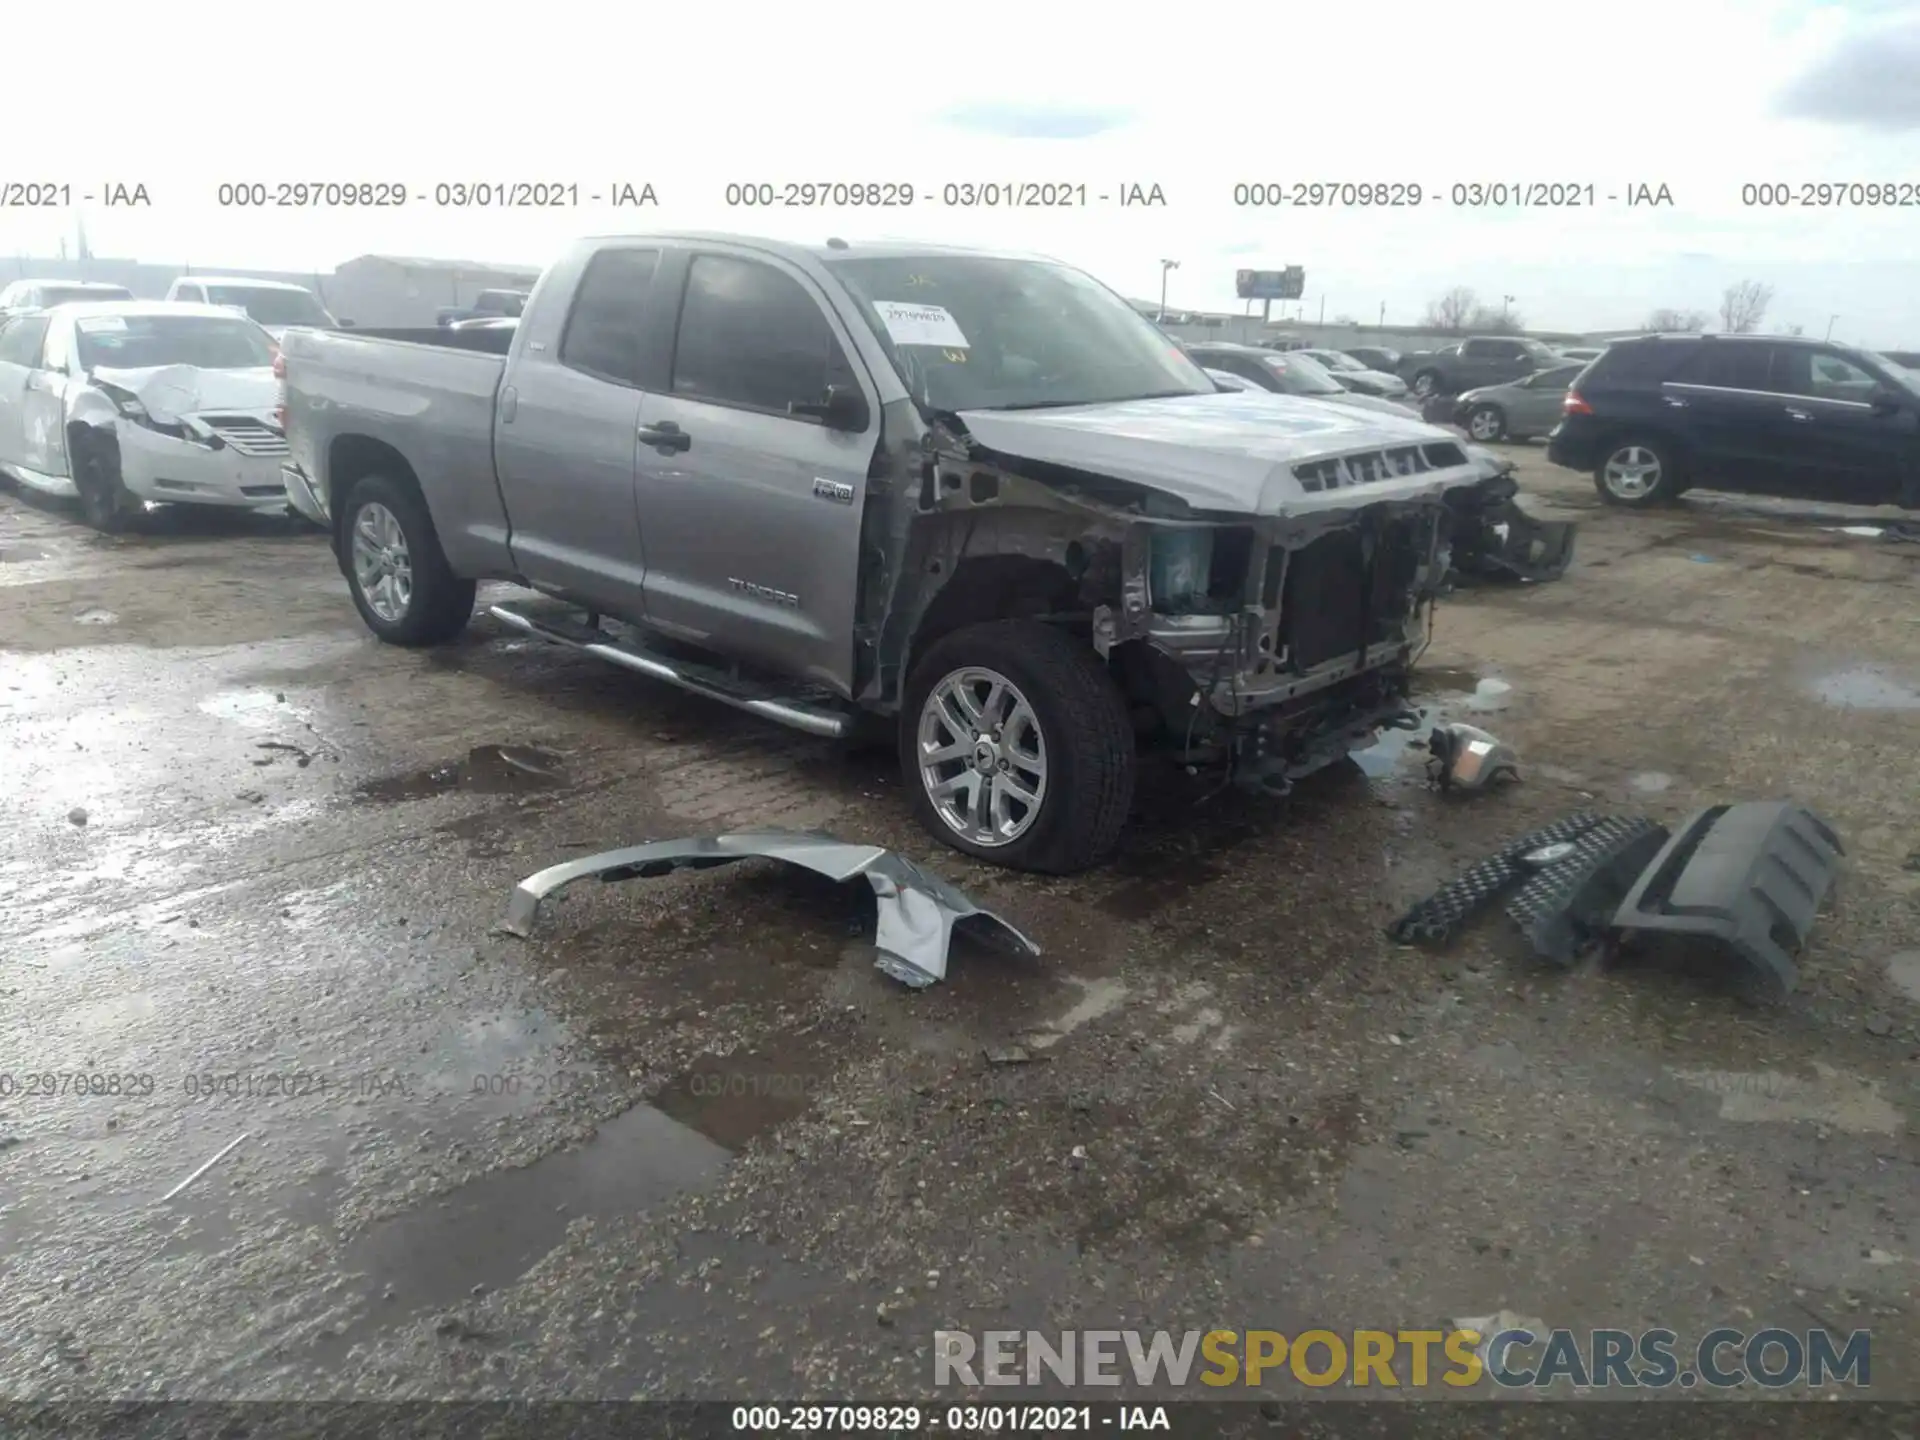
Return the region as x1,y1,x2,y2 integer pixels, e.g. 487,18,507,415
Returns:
1806,664,1920,711
355,745,566,803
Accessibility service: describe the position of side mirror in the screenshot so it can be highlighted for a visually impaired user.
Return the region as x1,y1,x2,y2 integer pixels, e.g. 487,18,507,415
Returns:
791,384,868,432
1869,386,1905,414
338,318,357,329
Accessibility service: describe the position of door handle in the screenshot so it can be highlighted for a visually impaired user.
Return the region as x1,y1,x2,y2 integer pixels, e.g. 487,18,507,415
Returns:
1662,395,1688,408
1784,407,1814,422
637,421,691,454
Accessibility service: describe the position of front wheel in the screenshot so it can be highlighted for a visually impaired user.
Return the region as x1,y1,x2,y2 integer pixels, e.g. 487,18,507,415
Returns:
73,436,136,533
900,620,1135,874
1466,404,1507,442
1594,437,1681,507
342,473,476,645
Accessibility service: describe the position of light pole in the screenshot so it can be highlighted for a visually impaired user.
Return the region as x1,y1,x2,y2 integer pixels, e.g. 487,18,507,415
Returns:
1825,314,1838,341
1159,259,1180,320
1502,294,1515,320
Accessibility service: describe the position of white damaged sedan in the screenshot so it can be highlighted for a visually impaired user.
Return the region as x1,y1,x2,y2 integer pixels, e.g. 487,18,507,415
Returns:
0,300,288,530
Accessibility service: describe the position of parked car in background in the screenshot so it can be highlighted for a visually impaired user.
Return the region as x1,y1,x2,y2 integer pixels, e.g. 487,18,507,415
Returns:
1454,363,1588,442
435,289,529,327
1185,343,1422,419
1344,346,1402,375
0,301,287,529
1297,348,1410,399
1400,335,1564,399
1883,350,1920,371
0,279,134,318
1555,346,1606,363
281,232,1517,873
164,277,336,338
1548,333,1920,509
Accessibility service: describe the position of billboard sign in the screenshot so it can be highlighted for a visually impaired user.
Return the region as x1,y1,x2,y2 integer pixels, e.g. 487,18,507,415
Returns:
1236,267,1305,301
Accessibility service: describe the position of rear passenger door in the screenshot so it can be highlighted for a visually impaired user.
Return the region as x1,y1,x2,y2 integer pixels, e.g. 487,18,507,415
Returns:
633,247,881,697
1660,343,1792,494
493,244,666,613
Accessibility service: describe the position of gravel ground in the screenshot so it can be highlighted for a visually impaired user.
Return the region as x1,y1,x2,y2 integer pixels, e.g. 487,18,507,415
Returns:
1,456,1916,1420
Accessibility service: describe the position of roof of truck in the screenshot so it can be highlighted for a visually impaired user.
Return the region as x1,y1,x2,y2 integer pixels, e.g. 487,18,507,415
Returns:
577,231,1059,265
175,276,316,292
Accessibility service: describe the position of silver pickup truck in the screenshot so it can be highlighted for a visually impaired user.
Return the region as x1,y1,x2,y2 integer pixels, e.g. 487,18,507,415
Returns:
279,231,1524,874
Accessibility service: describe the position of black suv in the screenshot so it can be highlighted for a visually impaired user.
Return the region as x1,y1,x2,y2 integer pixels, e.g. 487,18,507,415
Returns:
1547,334,1920,509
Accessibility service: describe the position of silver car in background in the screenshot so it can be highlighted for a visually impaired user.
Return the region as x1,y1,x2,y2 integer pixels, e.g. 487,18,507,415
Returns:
1453,362,1588,442
1297,348,1410,399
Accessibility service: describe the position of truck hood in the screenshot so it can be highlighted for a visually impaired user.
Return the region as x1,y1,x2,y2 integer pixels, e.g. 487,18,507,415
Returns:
956,392,1494,516
90,365,277,423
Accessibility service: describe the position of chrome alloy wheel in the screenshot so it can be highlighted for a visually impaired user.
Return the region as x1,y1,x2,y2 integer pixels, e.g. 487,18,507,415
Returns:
915,666,1048,848
1468,406,1504,441
1602,445,1662,500
350,501,413,622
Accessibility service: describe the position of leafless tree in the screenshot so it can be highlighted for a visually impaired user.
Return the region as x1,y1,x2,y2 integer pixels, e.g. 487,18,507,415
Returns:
1466,304,1526,334
1424,287,1478,331
1645,307,1708,332
1719,280,1774,334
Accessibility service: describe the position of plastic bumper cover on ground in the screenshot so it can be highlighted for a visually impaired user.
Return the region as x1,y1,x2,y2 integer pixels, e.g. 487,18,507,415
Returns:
1611,800,1844,993
499,831,1041,988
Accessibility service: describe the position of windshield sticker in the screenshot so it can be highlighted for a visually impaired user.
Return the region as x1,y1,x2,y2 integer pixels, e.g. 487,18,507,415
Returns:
875,301,969,349
75,315,129,334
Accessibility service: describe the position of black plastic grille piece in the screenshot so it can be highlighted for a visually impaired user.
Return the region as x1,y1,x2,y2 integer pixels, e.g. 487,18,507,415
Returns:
1387,811,1608,947
1504,815,1671,965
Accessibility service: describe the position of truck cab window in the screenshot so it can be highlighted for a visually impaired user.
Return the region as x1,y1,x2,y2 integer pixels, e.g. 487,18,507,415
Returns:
671,255,853,418
557,248,662,387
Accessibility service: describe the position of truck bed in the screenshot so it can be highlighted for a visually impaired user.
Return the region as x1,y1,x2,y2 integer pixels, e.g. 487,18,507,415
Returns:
278,325,511,567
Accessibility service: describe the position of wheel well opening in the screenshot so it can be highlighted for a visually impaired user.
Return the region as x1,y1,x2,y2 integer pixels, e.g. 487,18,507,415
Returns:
328,435,420,549
908,555,1082,664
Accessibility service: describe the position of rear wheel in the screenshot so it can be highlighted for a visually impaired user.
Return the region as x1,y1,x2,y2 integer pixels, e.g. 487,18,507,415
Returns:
1466,404,1507,442
900,620,1134,875
1594,437,1681,507
1412,370,1442,399
342,473,476,645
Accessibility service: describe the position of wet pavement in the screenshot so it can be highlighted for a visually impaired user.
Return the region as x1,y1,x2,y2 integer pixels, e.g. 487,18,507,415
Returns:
1,466,1917,1408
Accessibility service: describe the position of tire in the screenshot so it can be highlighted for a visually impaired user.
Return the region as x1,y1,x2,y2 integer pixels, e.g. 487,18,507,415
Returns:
1593,436,1682,508
1465,404,1507,442
900,619,1135,875
72,435,136,533
341,473,476,645
1411,370,1442,399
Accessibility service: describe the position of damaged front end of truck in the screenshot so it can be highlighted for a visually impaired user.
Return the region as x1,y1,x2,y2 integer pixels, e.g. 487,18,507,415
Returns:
857,392,1518,796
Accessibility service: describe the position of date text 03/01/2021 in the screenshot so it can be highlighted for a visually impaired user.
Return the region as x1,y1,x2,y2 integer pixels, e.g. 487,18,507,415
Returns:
729,1405,1170,1432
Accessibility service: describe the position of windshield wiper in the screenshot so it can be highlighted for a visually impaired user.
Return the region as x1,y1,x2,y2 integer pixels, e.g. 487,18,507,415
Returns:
989,389,1208,412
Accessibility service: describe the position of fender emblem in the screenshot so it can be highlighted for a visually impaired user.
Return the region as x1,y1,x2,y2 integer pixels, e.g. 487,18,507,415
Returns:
812,477,856,505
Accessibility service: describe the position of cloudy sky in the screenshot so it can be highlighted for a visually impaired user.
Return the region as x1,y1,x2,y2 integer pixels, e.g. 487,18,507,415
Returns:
8,0,1920,344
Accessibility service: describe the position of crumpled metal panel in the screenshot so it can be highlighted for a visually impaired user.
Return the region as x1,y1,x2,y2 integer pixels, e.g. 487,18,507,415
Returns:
1611,801,1844,993
499,831,1040,989
1450,499,1577,584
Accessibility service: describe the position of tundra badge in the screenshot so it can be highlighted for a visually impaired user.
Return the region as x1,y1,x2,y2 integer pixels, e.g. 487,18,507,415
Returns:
812,477,856,505
729,578,801,609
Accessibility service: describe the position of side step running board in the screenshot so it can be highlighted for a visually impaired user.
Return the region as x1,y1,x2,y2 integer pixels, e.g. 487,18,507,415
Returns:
487,604,853,740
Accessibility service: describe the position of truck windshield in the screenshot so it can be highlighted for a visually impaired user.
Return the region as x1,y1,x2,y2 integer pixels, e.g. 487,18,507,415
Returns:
207,286,332,327
826,254,1215,412
76,314,278,371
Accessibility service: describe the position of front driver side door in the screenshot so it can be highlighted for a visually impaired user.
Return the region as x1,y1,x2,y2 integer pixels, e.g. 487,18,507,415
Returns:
633,248,881,696
0,315,51,472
